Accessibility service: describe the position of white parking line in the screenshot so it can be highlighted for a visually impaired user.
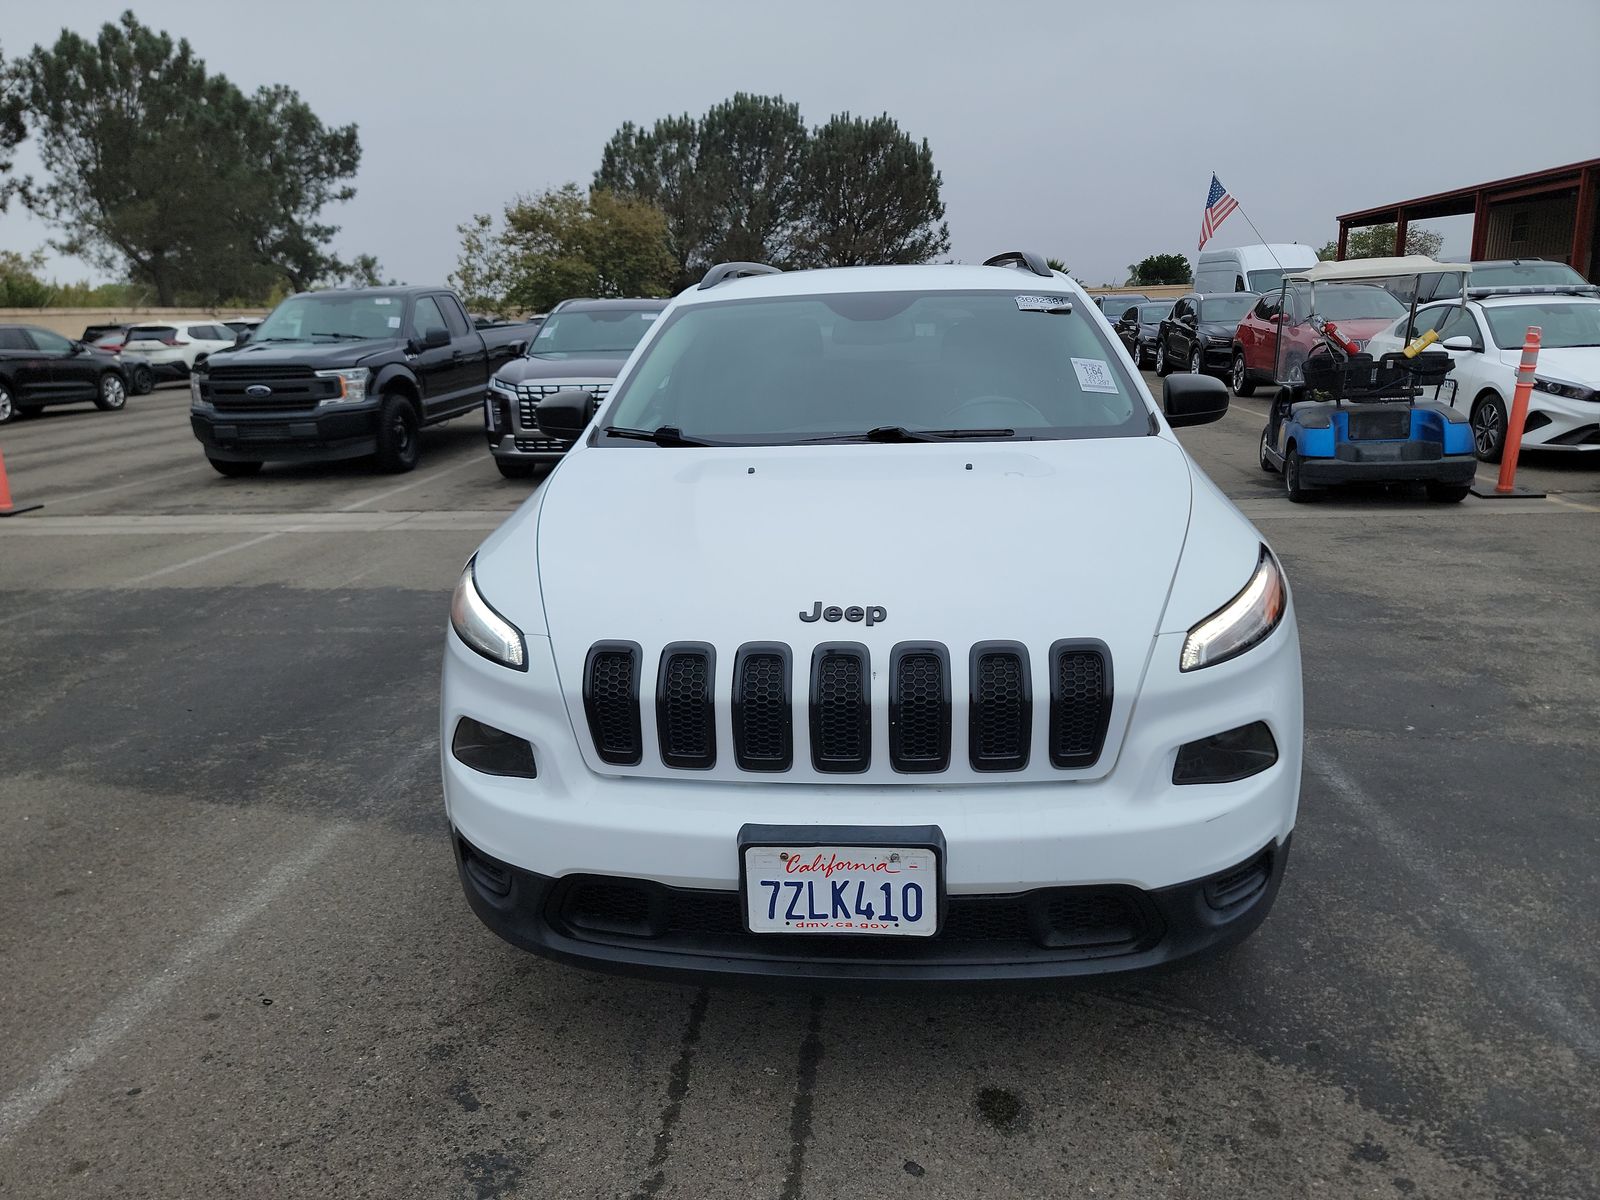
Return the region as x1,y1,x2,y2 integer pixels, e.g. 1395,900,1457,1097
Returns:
122,531,289,585
1307,749,1600,1061
338,455,483,512
0,825,348,1147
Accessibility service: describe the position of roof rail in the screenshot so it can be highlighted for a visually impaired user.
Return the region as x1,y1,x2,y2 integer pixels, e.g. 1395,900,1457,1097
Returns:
982,251,1054,279
698,262,781,290
1466,283,1600,299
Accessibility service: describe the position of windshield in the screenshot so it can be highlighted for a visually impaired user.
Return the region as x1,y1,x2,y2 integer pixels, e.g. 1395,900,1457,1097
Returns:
1303,285,1405,320
530,308,660,356
1247,269,1291,293
603,290,1151,445
1481,302,1600,350
1139,303,1173,322
255,294,405,341
1198,295,1256,324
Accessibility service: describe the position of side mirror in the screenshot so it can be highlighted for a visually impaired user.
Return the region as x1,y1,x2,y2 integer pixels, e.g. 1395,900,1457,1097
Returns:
419,327,450,350
1162,375,1229,427
1441,335,1476,352
534,390,599,440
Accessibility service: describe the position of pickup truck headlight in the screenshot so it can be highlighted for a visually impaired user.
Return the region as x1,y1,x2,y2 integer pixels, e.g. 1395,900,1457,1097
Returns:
189,374,204,405
316,367,373,406
1180,547,1286,671
450,559,526,671
487,375,517,397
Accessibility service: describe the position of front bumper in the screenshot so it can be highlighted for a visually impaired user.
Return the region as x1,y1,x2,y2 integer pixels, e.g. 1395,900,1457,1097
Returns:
190,403,379,463
1200,343,1233,372
1300,450,1477,486
453,831,1291,986
487,431,572,463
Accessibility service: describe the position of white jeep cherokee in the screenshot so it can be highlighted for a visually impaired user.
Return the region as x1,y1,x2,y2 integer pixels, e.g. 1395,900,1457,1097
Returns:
441,253,1302,985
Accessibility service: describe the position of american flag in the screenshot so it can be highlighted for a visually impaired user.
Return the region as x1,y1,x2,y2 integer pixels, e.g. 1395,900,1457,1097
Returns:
1198,174,1238,251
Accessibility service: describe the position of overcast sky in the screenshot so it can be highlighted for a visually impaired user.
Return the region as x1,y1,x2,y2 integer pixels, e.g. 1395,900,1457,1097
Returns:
3,0,1597,289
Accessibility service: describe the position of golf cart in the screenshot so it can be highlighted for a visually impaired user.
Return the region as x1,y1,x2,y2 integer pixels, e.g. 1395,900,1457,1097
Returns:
1258,256,1479,503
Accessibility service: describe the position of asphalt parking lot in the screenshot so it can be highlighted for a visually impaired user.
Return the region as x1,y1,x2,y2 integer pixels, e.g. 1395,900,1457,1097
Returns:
2,381,1597,1199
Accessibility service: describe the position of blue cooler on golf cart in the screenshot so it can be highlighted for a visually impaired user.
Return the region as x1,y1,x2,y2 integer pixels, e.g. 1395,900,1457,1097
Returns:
1258,256,1479,504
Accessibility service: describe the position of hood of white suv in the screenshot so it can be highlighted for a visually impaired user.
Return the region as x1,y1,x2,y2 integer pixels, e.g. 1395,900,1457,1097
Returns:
532,434,1198,783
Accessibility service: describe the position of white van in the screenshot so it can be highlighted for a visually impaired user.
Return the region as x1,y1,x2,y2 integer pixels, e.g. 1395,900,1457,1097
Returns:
1194,244,1318,295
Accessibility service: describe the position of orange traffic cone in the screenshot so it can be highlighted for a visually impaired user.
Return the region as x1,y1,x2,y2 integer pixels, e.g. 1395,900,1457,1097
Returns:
0,445,42,516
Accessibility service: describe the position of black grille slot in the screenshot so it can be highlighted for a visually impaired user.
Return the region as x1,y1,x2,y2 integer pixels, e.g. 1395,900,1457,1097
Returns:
733,644,792,771
889,643,949,773
656,644,715,769
584,642,642,765
1049,641,1112,769
969,642,1031,771
810,644,870,772
1203,845,1272,911
1036,891,1145,948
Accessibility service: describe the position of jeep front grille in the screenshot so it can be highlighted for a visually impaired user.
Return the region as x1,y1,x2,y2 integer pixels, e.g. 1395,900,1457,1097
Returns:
581,639,1113,776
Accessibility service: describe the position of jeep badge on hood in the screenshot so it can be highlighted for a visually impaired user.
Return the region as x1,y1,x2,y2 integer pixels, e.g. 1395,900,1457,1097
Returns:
799,602,887,626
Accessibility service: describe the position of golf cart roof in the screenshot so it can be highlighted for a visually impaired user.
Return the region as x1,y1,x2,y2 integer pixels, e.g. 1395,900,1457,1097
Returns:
1285,256,1471,284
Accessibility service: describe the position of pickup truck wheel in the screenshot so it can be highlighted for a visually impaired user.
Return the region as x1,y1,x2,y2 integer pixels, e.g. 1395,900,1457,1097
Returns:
1232,353,1257,396
1284,449,1317,503
94,373,128,411
375,394,421,473
495,458,539,480
207,456,262,478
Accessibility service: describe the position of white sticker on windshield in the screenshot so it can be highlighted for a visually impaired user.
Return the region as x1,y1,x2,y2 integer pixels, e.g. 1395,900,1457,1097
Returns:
1015,294,1073,313
640,313,658,321
373,298,392,306
1072,357,1118,394
387,316,401,329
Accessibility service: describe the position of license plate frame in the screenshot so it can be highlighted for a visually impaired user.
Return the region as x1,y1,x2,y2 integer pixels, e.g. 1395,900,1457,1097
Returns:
737,824,946,938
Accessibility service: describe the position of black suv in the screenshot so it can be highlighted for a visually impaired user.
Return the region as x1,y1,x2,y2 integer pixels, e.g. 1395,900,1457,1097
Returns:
483,298,667,478
1154,292,1259,379
0,325,131,424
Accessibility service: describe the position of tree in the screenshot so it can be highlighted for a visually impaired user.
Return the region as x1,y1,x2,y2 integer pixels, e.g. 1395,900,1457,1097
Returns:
788,113,949,268
451,184,676,315
1318,224,1444,261
18,11,360,303
1127,254,1191,286
0,42,25,210
595,113,720,291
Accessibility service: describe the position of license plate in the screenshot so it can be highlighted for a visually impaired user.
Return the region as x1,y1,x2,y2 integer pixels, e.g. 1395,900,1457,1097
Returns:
742,844,939,936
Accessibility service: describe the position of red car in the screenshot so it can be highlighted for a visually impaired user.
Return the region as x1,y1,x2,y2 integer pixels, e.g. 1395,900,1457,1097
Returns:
1230,283,1406,396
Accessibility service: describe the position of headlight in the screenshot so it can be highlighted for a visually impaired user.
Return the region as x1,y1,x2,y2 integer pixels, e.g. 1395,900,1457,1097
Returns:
189,374,203,405
1180,547,1286,672
488,375,517,396
1533,376,1596,402
450,558,526,671
316,367,372,405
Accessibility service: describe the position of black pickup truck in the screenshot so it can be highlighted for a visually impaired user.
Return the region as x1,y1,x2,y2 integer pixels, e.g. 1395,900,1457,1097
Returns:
189,286,535,475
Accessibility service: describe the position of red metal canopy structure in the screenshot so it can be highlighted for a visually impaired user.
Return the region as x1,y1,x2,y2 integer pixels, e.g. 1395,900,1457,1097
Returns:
1336,157,1600,280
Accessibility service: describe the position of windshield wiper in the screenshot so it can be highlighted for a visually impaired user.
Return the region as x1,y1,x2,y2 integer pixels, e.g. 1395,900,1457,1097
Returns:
601,425,714,447
806,426,1018,444
311,332,372,341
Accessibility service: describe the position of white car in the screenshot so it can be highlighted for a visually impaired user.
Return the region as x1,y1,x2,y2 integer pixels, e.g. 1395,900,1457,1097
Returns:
441,253,1303,985
121,321,240,377
1365,289,1600,461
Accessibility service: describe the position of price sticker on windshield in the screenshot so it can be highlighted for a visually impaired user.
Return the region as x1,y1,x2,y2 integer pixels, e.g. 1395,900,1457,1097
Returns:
1014,294,1074,313
1072,357,1118,393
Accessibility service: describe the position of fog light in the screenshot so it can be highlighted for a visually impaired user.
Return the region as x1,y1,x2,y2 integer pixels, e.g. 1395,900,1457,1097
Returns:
451,717,536,778
1173,721,1277,785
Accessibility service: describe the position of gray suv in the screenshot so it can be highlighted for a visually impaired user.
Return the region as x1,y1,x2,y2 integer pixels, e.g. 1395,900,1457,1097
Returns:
483,298,667,478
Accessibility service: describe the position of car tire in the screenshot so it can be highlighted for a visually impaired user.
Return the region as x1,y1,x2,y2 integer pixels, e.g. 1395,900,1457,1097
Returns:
1154,341,1169,377
1471,393,1507,463
94,372,128,411
0,384,18,424
1232,353,1257,397
1189,348,1202,375
495,458,540,480
207,456,263,478
132,364,155,394
374,393,421,474
1426,481,1470,503
1259,425,1277,473
1284,449,1316,503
